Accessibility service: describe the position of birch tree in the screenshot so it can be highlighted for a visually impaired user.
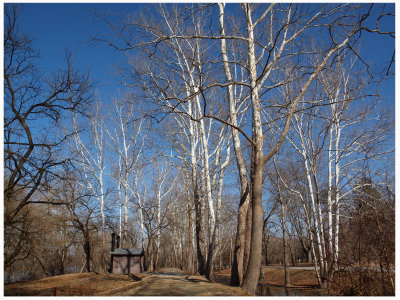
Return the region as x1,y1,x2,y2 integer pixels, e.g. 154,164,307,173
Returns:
106,97,146,246
96,3,393,294
218,3,252,286
72,102,107,248
151,158,177,270
284,56,394,287
320,60,394,273
109,5,232,280
217,3,370,294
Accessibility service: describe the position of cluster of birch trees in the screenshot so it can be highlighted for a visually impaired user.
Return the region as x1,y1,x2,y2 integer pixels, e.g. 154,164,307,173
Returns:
95,3,394,294
4,3,394,295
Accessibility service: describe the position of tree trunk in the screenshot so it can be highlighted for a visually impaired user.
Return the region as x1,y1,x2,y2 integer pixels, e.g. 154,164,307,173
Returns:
197,97,216,282
194,178,206,275
187,201,194,273
333,123,341,269
242,151,264,294
275,157,291,286
118,179,123,239
241,3,267,294
230,189,250,286
83,239,91,273
327,125,334,259
147,241,154,272
218,3,251,287
243,198,252,276
303,156,326,284
123,183,130,247
205,230,216,282
282,212,290,287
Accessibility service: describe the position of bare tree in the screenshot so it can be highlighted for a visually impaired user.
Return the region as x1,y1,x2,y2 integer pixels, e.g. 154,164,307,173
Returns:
151,158,177,270
4,4,92,272
218,3,252,286
217,3,371,294
94,3,393,294
64,181,99,273
72,102,106,245
269,157,293,287
106,96,147,246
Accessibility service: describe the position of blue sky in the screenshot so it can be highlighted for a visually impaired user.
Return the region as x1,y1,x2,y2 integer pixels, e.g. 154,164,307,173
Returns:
8,3,396,200
16,3,395,104
3,3,396,240
13,2,396,160
17,3,138,101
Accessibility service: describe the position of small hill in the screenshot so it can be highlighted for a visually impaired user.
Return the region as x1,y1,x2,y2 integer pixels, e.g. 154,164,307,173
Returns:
4,272,144,296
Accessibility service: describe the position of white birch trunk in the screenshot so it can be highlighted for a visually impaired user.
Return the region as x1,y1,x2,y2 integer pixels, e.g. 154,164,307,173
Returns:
137,191,145,248
218,3,251,285
99,170,105,244
303,152,326,278
118,180,122,238
327,126,333,254
333,122,341,267
123,182,129,246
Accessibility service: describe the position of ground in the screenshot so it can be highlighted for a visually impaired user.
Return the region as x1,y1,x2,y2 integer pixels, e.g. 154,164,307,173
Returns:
4,268,249,296
214,264,318,289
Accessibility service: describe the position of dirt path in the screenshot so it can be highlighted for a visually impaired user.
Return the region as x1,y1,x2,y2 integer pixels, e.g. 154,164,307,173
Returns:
102,268,248,296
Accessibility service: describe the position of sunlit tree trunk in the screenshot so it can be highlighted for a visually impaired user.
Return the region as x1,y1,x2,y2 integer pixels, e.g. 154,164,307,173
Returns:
327,126,334,259
241,4,267,293
218,3,251,286
333,121,341,268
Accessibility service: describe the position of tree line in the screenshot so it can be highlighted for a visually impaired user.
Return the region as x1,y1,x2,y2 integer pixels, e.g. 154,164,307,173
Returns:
4,3,394,295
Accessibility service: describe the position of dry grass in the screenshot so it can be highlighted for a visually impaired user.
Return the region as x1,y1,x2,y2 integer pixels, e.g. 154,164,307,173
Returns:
262,266,318,288
213,265,318,289
4,272,144,296
5,270,248,296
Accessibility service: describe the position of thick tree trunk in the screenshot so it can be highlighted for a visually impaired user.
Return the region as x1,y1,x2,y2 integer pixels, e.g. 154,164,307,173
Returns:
154,248,159,271
230,188,250,285
242,151,264,295
300,237,312,263
83,239,91,273
241,4,265,294
147,241,154,272
205,230,216,282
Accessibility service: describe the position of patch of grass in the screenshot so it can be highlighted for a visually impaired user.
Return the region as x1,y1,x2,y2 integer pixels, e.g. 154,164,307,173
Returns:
4,272,142,296
213,266,318,289
263,267,318,288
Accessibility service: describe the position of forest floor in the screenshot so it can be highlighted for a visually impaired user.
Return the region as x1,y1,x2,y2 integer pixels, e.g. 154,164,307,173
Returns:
4,268,249,296
214,264,318,289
